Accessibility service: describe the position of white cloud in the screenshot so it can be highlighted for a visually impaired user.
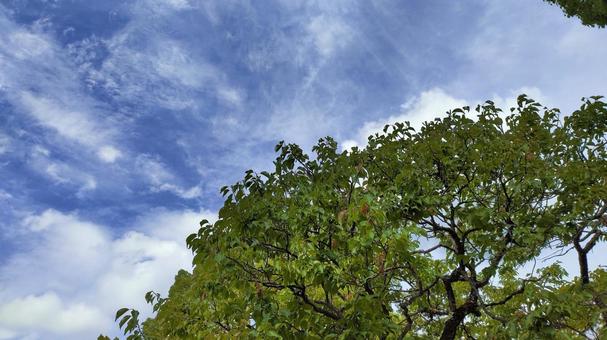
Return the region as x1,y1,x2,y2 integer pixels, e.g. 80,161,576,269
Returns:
489,86,547,113
135,154,173,185
453,0,607,115
24,150,98,195
133,208,215,243
0,328,17,340
144,0,192,11
97,145,122,163
341,86,552,152
12,210,111,287
32,145,49,157
0,134,10,155
6,31,52,60
557,26,607,58
264,107,340,147
275,0,355,14
342,88,468,150
0,190,12,201
135,154,202,199
152,42,216,88
19,92,107,147
0,293,105,335
162,0,191,10
157,183,202,199
0,208,213,339
306,15,353,58
340,139,359,152
217,86,243,106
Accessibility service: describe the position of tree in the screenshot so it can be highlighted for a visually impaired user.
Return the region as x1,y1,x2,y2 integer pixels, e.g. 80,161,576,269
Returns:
543,0,607,27
105,95,607,339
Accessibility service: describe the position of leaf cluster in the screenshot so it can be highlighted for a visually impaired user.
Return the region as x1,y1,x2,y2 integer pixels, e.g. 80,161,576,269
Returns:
544,0,607,27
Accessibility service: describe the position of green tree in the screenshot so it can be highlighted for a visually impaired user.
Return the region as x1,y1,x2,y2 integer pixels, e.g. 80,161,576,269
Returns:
106,95,607,339
543,0,607,27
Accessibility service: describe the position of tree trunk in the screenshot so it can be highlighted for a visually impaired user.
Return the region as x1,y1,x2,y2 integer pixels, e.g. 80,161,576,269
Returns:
577,250,589,285
439,311,466,340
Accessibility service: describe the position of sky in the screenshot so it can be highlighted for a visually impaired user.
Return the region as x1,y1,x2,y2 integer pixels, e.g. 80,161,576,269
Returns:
0,0,606,339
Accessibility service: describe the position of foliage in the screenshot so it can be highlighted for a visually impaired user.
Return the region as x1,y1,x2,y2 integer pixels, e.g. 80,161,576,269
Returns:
543,0,607,27
106,95,607,339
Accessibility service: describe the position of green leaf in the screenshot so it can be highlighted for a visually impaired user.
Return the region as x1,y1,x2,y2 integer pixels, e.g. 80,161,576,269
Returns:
118,315,130,329
115,308,129,321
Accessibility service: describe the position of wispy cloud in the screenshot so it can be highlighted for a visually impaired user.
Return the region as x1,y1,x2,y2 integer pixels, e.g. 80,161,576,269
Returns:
135,154,202,199
83,13,242,111
18,92,109,148
21,146,97,196
0,133,10,155
0,10,123,164
306,14,353,58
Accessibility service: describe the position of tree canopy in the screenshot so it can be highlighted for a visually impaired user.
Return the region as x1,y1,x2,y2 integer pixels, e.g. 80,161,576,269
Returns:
103,95,607,339
544,0,607,27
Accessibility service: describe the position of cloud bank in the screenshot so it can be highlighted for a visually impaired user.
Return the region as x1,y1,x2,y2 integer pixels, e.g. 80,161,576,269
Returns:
0,208,214,339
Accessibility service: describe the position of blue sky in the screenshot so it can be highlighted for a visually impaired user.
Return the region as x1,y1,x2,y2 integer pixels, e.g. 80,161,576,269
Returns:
0,0,606,338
